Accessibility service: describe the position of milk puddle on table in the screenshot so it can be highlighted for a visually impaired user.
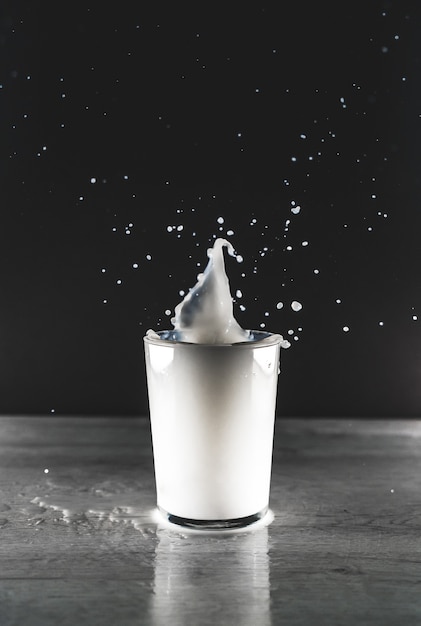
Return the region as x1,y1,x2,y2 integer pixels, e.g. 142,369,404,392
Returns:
31,480,273,535
31,479,156,535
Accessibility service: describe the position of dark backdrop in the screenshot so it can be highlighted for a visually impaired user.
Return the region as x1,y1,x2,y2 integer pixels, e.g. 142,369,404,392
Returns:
1,1,421,416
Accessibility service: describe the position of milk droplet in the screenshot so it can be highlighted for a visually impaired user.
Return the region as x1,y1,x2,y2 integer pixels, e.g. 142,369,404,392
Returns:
291,301,302,312
276,302,283,309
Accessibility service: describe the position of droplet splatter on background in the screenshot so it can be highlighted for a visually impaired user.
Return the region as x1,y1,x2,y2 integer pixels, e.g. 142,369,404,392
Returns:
2,4,421,414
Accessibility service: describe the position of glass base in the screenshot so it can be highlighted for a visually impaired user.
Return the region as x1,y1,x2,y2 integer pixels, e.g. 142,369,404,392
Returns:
158,506,268,530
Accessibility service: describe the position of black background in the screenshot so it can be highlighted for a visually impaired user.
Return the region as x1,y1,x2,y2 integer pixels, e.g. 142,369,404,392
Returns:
1,1,421,416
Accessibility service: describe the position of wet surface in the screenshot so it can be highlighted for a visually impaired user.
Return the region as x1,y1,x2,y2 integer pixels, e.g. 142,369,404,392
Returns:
0,416,421,625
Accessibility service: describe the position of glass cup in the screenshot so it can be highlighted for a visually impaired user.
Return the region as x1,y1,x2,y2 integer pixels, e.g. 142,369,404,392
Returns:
144,330,282,529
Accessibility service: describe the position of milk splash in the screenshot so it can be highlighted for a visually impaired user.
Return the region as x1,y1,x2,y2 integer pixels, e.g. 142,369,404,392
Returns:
171,238,250,344
147,237,290,348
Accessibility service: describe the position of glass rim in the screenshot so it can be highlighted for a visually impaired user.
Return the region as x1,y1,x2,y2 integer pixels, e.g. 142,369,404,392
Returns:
143,329,283,348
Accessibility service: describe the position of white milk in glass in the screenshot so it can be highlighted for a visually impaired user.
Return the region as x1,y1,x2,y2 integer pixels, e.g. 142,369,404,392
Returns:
144,239,287,527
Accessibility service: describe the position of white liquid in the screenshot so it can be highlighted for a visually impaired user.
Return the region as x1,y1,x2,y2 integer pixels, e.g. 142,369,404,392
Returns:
145,334,281,521
145,238,285,523
170,238,249,344
31,492,151,533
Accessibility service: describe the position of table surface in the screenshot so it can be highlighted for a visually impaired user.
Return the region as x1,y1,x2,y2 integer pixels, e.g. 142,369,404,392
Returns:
0,416,420,626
